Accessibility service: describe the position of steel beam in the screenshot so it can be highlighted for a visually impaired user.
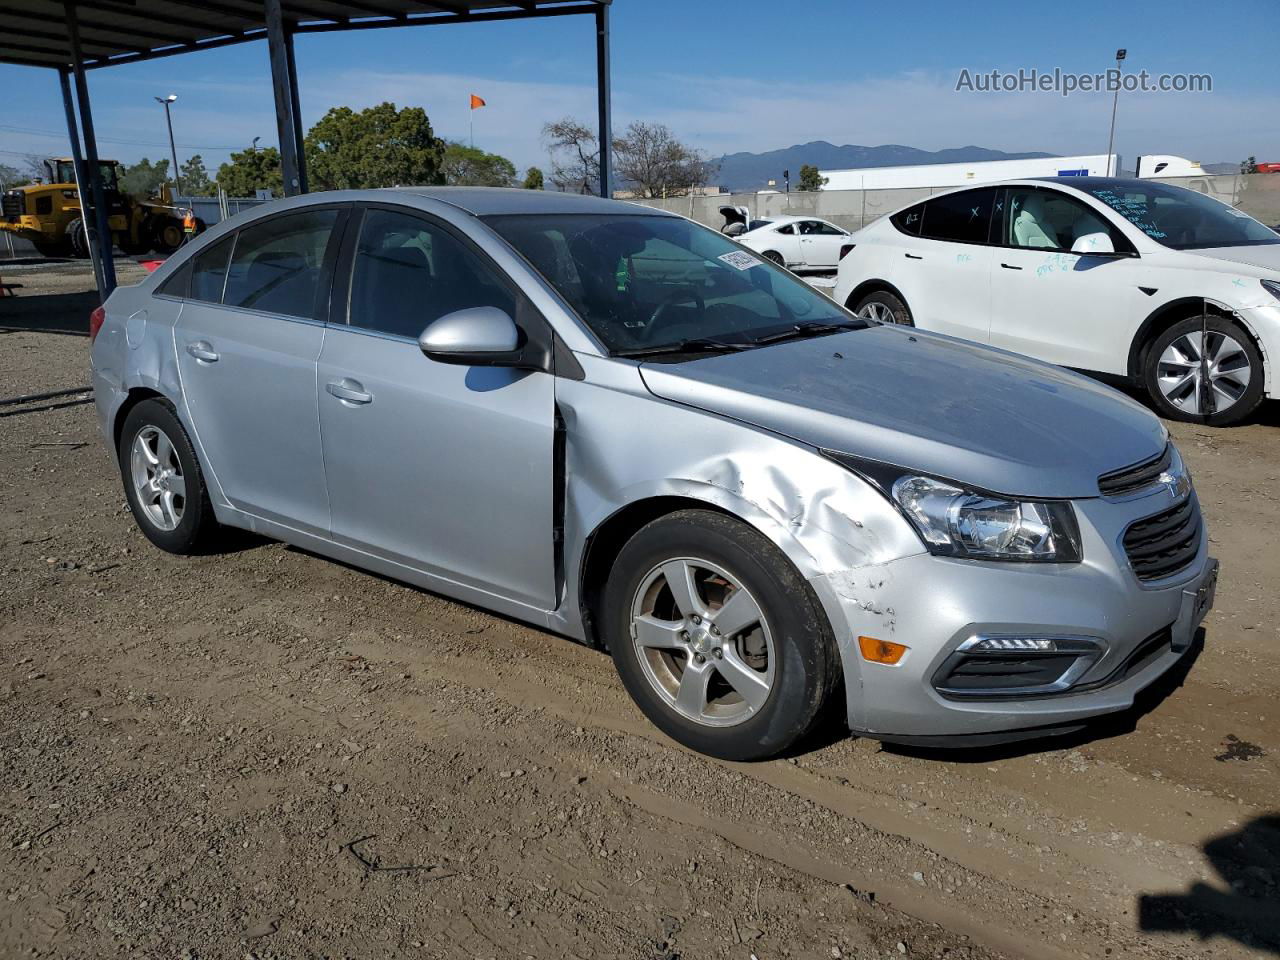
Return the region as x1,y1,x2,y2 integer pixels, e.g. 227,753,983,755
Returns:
57,68,105,295
265,0,304,196
284,24,309,193
594,2,611,198
65,3,117,297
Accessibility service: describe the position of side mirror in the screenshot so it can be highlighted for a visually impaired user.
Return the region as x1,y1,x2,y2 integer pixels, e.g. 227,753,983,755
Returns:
418,306,524,366
1071,232,1116,255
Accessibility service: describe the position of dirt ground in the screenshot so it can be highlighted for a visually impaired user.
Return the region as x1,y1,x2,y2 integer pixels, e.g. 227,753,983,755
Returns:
2,261,1278,960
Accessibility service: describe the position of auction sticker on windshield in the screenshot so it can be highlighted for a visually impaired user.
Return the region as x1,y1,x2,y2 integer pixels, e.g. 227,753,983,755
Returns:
718,250,762,270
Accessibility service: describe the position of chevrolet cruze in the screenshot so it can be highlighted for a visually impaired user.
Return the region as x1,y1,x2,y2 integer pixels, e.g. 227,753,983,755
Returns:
90,188,1217,760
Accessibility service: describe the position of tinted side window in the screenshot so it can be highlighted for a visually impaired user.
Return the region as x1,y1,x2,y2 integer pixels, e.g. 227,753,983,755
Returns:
348,208,516,339
190,235,234,303
156,259,192,299
814,221,845,235
921,188,996,244
223,209,338,318
891,203,924,236
776,224,795,235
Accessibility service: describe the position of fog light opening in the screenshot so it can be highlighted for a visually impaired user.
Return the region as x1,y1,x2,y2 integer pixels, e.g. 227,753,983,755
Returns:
858,636,909,665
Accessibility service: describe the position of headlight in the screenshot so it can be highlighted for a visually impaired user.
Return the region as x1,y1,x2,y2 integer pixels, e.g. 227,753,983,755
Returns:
1262,279,1280,304
825,452,1082,563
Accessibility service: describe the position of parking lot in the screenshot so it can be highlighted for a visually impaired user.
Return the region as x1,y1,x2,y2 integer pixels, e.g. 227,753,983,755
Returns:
2,261,1278,959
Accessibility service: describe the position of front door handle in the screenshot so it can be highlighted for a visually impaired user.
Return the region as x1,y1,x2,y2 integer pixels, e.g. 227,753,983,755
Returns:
905,253,923,260
185,341,219,363
1000,262,1024,270
326,378,373,405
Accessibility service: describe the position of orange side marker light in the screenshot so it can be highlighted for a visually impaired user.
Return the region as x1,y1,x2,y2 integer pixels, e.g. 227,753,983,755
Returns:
858,636,908,665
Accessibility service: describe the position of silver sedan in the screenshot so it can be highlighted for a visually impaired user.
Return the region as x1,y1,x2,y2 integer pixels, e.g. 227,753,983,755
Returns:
90,187,1217,760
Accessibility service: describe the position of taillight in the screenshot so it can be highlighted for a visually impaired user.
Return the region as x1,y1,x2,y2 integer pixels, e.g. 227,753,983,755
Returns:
839,243,856,261
89,305,106,342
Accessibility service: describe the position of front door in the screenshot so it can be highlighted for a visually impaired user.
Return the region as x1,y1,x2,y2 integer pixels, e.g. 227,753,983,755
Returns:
174,207,342,534
317,206,557,610
987,186,1142,374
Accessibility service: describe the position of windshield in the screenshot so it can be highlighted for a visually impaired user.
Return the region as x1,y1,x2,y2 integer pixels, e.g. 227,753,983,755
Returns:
484,213,858,357
52,160,118,191
1084,183,1279,250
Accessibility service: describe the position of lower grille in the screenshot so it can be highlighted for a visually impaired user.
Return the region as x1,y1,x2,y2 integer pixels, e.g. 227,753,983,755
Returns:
1122,496,1201,582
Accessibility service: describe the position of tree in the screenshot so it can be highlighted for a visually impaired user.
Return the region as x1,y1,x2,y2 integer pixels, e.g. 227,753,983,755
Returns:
0,163,23,191
215,147,284,197
441,142,517,187
797,164,828,192
305,102,445,190
522,166,545,190
118,157,170,198
543,118,599,194
613,121,715,198
1241,156,1258,175
180,154,215,196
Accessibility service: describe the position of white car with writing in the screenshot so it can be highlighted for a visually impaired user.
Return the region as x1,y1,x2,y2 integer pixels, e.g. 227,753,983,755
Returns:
832,178,1280,425
720,206,853,272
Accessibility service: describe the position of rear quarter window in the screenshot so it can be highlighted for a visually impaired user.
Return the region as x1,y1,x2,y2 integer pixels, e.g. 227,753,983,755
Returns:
891,203,924,236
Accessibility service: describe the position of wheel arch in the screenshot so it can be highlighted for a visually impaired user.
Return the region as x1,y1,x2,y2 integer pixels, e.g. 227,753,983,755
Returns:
843,278,909,312
111,386,168,454
1127,296,1266,381
577,496,740,649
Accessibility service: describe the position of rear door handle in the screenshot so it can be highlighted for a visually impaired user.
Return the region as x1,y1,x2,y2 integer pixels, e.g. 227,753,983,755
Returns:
1000,262,1023,270
905,253,923,260
326,378,373,405
185,340,219,363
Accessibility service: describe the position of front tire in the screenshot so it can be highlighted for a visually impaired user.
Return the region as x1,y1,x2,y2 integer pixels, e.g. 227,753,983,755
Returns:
851,289,913,326
67,218,90,259
604,509,840,761
117,399,219,553
1143,315,1263,426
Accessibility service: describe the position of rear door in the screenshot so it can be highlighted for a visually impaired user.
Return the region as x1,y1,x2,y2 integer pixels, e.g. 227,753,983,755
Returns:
908,187,998,343
316,205,557,609
798,219,849,269
174,206,345,534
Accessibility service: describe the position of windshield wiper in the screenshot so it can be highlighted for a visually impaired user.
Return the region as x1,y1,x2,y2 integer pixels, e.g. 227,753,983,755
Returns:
746,320,866,346
614,337,753,359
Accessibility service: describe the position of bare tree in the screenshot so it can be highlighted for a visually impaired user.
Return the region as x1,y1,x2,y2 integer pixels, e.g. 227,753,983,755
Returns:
613,122,716,199
542,118,599,194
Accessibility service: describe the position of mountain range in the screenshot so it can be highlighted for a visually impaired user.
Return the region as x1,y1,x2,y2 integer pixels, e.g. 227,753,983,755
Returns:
712,141,1058,191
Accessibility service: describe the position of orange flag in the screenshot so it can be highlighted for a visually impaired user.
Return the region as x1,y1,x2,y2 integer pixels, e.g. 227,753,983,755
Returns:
470,94,486,110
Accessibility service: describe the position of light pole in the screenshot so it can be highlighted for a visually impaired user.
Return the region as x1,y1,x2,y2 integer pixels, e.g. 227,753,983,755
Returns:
251,136,261,153
1105,48,1127,177
154,94,182,197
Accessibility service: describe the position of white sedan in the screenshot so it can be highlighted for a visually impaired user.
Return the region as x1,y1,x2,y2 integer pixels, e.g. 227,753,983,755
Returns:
832,177,1280,426
720,206,853,271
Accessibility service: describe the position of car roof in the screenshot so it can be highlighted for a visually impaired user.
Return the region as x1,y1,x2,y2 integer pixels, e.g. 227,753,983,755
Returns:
386,186,674,218
754,215,830,227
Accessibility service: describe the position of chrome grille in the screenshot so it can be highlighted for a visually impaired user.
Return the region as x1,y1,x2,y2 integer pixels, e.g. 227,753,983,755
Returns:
1099,445,1172,498
1122,495,1201,582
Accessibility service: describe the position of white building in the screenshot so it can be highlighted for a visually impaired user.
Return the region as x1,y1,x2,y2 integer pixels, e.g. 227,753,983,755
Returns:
820,154,1116,191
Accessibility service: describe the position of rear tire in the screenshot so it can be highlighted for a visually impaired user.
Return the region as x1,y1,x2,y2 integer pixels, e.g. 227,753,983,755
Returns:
604,509,841,761
762,250,785,266
1143,315,1264,426
117,398,219,554
852,289,913,326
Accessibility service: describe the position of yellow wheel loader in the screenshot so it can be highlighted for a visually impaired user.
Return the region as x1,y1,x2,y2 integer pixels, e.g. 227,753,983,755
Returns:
0,158,204,258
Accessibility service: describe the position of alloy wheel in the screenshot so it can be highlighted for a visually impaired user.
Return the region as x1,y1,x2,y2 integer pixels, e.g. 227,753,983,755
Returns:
629,557,775,727
129,425,186,531
856,301,896,324
1157,329,1253,416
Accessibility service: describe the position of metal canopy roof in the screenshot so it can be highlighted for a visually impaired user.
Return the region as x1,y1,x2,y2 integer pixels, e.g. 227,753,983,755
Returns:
0,0,607,70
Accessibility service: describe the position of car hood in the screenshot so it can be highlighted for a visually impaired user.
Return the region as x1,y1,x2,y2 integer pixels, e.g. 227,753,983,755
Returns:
638,326,1167,499
1186,244,1280,276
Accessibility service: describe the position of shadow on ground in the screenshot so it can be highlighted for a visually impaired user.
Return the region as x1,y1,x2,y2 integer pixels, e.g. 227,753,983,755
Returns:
1139,814,1280,954
0,290,95,336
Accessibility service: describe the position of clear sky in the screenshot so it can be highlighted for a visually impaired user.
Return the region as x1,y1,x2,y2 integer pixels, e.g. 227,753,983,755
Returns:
1,0,1276,181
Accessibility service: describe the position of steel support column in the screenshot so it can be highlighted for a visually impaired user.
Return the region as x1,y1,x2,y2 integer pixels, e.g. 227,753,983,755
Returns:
64,3,116,296
284,25,308,193
265,0,304,196
56,67,104,295
594,3,612,199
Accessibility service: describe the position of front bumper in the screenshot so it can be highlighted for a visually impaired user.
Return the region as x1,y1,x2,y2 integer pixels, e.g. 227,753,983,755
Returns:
812,485,1216,741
